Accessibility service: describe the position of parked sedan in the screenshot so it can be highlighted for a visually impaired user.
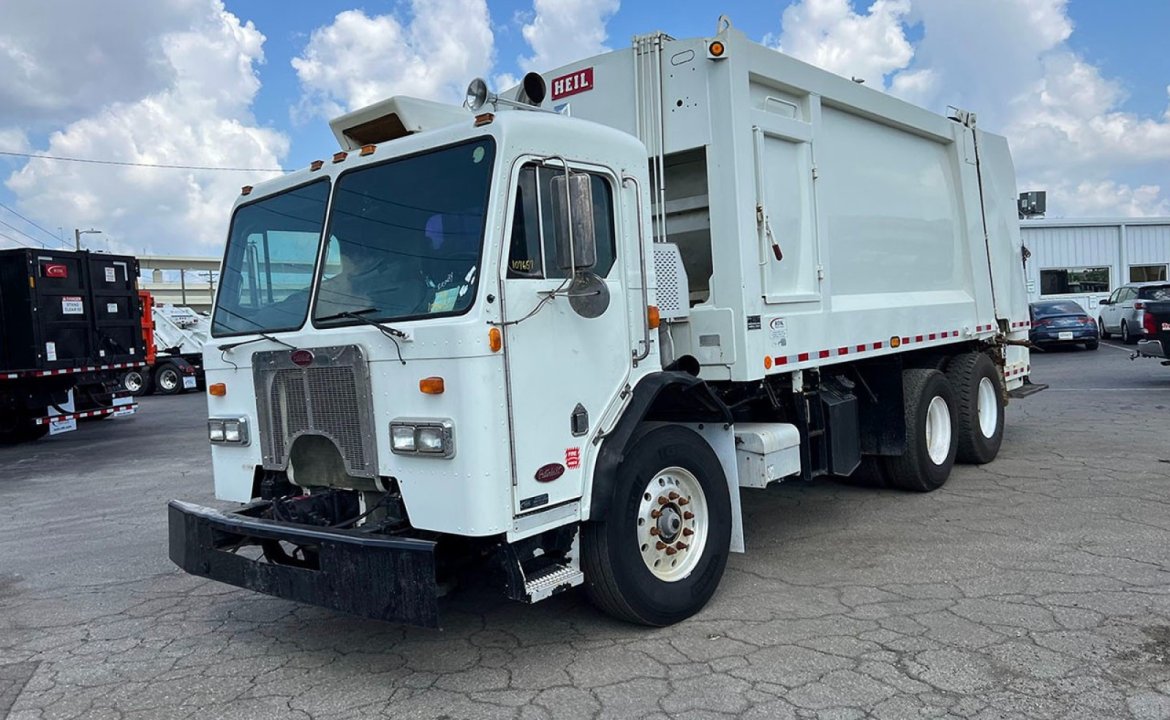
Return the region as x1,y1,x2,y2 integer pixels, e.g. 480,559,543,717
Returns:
1097,282,1170,344
1030,300,1099,350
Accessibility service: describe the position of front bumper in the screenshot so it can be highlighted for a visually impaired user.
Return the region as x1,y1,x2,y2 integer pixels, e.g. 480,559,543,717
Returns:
1136,339,1166,359
168,500,440,627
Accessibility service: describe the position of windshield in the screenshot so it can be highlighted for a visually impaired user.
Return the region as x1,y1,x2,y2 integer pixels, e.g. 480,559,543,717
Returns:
211,180,330,337
314,138,495,325
1032,301,1086,318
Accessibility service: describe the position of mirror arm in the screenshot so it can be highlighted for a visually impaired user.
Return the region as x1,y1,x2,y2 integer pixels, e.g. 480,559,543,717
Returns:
624,173,652,366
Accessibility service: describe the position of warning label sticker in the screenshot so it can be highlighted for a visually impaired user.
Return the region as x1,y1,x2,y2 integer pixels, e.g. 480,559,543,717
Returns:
769,318,788,349
62,296,84,315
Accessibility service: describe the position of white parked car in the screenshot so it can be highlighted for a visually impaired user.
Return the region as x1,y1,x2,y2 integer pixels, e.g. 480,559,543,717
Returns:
1098,282,1170,344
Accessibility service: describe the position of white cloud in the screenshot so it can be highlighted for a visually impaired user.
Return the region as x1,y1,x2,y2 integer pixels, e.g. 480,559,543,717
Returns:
775,0,1170,217
291,1,494,118
0,128,29,153
516,0,620,74
773,0,914,88
3,0,287,256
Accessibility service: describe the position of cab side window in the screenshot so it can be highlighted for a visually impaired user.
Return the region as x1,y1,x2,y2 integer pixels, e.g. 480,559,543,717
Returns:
506,163,617,279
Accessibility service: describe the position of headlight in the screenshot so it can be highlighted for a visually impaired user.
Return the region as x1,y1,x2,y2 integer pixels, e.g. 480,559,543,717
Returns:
391,424,417,452
390,419,454,458
208,417,249,445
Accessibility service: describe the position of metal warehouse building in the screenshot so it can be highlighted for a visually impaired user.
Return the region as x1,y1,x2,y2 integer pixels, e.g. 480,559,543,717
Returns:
1020,217,1170,313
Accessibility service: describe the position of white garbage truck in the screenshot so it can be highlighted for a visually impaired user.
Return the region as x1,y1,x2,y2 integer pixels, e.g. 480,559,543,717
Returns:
169,18,1035,627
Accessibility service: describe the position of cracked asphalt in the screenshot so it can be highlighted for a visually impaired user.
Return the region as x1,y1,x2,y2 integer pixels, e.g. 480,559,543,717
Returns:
2,341,1169,719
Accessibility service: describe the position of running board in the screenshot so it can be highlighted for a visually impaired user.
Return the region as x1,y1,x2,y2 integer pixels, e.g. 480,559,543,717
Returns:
1008,380,1048,399
523,563,585,603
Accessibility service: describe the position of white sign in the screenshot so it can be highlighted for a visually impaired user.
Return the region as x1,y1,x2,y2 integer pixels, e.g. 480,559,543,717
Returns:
62,296,83,315
113,396,134,407
112,407,135,417
45,341,57,361
105,267,116,283
49,417,77,435
769,317,788,349
107,303,118,314
182,376,197,389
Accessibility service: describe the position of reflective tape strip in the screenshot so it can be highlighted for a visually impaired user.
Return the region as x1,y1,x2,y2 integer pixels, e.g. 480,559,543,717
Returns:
33,403,138,425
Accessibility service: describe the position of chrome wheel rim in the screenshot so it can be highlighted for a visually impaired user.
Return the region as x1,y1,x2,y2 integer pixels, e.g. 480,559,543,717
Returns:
637,466,708,582
158,370,178,391
925,395,952,465
977,377,998,438
124,372,143,393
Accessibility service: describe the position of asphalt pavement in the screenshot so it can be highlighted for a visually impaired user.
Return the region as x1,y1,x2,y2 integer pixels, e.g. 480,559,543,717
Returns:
1,341,1168,719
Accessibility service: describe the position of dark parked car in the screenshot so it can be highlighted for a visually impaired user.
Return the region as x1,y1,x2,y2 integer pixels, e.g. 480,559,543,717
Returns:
1030,300,1099,350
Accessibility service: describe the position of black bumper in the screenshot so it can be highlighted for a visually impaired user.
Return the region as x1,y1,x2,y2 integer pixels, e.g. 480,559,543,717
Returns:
168,500,440,627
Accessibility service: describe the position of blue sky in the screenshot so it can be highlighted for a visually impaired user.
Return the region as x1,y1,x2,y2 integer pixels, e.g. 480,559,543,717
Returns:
1,0,1168,255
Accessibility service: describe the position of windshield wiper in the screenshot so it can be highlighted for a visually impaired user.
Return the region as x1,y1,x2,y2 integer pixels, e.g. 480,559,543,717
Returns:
316,308,409,364
217,332,297,352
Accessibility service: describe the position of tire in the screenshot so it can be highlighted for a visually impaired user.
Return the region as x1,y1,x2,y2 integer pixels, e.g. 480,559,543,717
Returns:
882,369,958,492
1098,318,1110,339
154,363,182,395
1122,321,1135,345
1085,340,1099,351
582,425,731,626
945,353,1004,465
122,369,153,396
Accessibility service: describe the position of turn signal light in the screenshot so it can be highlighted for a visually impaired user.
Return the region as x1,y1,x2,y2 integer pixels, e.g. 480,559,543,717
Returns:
648,305,661,329
209,383,226,396
474,113,495,127
419,377,445,395
489,327,502,352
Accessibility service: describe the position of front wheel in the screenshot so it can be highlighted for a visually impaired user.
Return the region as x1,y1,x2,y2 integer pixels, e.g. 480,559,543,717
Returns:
582,426,731,626
883,369,958,492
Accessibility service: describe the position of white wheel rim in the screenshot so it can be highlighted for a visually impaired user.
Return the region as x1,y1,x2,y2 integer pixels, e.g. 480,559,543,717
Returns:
976,377,998,438
159,371,177,390
124,373,142,392
637,466,708,582
925,395,951,465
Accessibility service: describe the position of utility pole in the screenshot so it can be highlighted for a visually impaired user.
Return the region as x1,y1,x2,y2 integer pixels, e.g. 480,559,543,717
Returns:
74,228,101,251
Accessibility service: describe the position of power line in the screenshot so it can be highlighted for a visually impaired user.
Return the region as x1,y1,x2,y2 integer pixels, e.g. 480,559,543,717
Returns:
0,229,34,249
0,149,289,173
0,217,48,248
0,200,66,246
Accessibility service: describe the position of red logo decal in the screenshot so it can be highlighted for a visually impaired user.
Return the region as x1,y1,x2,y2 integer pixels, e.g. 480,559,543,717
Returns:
565,447,581,469
42,263,68,278
550,68,594,100
535,463,565,483
289,349,314,367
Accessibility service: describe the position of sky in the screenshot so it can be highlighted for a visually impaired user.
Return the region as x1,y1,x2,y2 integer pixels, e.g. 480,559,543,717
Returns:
0,0,1168,256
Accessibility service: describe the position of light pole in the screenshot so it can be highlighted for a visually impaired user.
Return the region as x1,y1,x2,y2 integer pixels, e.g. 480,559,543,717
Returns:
74,228,101,251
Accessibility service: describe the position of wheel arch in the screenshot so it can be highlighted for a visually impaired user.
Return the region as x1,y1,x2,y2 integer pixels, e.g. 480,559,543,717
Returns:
587,372,732,523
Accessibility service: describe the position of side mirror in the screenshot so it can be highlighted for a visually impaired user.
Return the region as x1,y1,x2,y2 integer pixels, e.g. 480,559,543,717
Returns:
1099,299,1110,305
550,171,598,273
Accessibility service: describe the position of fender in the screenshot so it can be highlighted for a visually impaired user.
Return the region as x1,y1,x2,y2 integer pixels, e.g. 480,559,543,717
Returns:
588,371,732,521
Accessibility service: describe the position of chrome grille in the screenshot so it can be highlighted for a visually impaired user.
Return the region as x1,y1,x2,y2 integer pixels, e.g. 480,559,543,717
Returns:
253,345,377,478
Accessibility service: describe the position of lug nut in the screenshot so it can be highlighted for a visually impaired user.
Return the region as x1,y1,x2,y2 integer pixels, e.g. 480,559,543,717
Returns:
656,541,667,551
650,509,662,519
650,527,659,536
676,542,688,550
682,528,694,536
665,546,678,556
678,497,690,506
657,497,669,506
683,511,694,520
668,492,679,500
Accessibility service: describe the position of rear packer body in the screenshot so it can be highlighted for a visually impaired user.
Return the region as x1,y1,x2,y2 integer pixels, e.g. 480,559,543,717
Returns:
169,19,1035,627
0,248,143,441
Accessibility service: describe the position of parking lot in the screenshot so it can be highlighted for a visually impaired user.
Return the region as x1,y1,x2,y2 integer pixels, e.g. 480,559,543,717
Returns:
1,340,1168,720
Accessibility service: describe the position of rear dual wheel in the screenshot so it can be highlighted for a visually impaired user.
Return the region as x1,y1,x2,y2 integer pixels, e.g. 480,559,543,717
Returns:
945,352,1005,465
582,426,731,626
882,369,959,492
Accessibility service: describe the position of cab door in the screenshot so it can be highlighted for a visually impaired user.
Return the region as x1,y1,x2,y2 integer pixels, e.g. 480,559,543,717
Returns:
500,161,632,515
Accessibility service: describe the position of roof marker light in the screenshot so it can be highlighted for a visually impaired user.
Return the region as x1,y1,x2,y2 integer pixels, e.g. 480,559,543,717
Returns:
332,151,347,163
360,144,376,156
241,185,253,195
474,113,495,127
310,160,324,171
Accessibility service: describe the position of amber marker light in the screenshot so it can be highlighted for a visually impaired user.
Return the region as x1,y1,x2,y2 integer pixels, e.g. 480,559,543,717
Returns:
309,160,324,171
889,336,901,348
647,305,661,330
209,383,227,397
488,327,502,352
474,113,495,127
764,356,773,370
332,151,347,163
419,377,445,395
240,185,253,196
360,144,376,156
708,40,726,57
